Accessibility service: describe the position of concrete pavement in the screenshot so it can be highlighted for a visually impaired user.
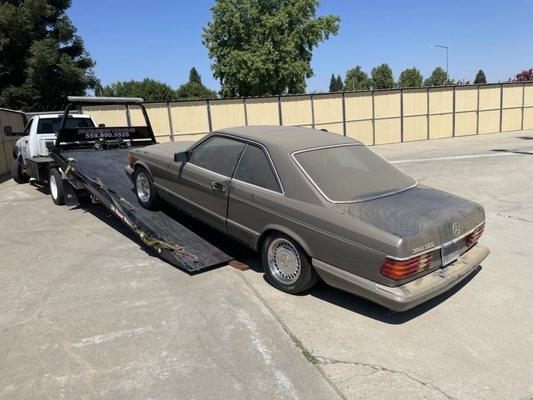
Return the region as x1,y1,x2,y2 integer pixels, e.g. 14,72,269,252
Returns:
1,130,532,399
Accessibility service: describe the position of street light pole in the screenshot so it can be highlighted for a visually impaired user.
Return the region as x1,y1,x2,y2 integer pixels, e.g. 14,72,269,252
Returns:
431,45,449,81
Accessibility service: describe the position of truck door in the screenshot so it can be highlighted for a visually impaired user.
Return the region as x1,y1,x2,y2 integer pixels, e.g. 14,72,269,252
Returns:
166,135,246,232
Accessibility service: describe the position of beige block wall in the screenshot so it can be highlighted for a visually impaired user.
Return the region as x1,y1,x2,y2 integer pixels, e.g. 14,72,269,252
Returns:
246,98,279,125
281,96,312,126
455,113,477,136
170,101,209,135
210,99,246,130
502,108,522,132
429,114,453,138
346,120,373,145
83,105,128,127
375,118,401,144
478,110,500,134
313,94,342,128
404,116,427,141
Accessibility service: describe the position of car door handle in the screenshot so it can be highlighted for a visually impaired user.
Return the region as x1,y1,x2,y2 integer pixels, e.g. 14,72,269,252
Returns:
211,181,228,192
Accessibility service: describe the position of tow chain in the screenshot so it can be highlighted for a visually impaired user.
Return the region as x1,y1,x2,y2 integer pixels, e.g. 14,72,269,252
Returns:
90,177,199,263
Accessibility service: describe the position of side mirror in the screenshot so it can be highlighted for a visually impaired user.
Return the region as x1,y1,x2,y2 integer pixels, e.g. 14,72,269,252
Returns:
3,126,13,136
98,123,106,128
45,141,55,149
174,151,190,163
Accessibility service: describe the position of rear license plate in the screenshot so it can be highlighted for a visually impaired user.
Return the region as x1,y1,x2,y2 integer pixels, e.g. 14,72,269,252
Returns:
441,240,460,267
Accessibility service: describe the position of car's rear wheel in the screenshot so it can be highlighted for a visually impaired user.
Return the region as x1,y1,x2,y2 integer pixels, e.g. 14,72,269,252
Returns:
11,159,29,184
134,167,159,209
262,233,319,294
49,168,65,205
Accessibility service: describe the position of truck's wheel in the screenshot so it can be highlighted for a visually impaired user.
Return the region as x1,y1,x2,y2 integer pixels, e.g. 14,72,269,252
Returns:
11,159,30,184
134,167,159,209
49,169,65,205
262,232,319,294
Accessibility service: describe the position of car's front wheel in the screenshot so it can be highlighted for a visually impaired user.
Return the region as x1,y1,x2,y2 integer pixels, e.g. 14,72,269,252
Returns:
134,167,159,209
262,233,319,294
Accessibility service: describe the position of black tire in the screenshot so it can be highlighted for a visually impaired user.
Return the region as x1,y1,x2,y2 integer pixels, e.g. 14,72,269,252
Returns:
134,167,159,209
261,232,319,294
49,168,65,205
10,159,30,184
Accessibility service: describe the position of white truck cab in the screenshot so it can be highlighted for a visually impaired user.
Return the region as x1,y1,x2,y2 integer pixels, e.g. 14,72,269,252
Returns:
15,114,96,159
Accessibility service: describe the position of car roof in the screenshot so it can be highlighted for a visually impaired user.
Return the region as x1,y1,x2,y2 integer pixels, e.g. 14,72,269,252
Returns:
217,125,360,153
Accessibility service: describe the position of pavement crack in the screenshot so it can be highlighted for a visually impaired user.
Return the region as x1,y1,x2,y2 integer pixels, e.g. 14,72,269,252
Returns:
317,356,458,400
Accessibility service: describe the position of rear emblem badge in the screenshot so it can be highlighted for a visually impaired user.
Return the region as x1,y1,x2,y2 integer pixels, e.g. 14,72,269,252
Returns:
452,223,461,237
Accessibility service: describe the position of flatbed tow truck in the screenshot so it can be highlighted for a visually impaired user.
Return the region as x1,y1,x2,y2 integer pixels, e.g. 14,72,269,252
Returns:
28,97,232,271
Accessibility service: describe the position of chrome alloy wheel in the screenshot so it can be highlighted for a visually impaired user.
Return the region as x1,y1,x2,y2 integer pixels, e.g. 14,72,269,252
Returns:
136,172,151,203
267,238,301,284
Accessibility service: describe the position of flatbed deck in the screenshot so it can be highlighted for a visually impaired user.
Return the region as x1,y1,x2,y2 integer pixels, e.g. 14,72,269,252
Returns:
58,147,232,271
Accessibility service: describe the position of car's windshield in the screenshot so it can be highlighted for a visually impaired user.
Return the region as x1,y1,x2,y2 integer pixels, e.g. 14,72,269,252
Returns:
293,144,416,202
37,117,95,134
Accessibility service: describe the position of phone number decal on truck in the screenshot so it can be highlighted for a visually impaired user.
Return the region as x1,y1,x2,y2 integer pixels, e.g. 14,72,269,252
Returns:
77,128,136,139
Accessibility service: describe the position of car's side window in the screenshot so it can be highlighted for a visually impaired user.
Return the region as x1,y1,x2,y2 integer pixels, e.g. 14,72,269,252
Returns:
234,144,281,193
189,136,246,177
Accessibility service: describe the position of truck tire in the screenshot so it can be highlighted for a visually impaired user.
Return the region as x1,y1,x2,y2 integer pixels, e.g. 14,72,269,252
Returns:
262,232,319,294
134,167,159,209
49,168,65,205
11,159,30,184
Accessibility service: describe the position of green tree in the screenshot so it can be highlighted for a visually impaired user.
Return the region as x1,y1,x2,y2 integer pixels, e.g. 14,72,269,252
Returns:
96,78,177,102
335,75,343,91
474,69,487,84
0,0,97,110
189,67,202,84
398,67,423,88
344,66,371,91
329,73,343,92
371,64,394,90
424,67,448,87
176,67,218,99
202,0,340,97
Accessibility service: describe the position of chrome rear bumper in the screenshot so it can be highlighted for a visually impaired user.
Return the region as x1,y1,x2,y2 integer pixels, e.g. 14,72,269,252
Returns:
313,244,489,312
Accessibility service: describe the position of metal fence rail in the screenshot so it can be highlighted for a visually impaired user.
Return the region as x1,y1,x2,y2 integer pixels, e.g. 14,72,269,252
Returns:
81,82,533,145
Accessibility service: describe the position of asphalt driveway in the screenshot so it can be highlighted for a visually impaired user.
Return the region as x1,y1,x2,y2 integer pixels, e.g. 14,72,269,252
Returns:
1,130,532,399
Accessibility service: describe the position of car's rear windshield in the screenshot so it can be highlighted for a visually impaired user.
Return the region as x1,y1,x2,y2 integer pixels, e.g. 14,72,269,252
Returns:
37,117,95,134
293,145,416,202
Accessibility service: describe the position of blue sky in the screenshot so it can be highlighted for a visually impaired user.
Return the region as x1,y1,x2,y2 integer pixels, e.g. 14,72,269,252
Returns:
68,0,533,93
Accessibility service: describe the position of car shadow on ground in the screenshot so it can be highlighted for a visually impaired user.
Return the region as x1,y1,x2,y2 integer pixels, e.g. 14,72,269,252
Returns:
71,197,482,324
491,148,533,155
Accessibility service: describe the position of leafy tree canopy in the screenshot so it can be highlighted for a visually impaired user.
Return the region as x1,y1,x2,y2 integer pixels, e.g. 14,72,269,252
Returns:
398,67,423,88
371,64,394,90
510,68,532,82
0,0,97,110
474,69,487,84
176,67,218,99
344,66,371,91
424,67,448,87
96,78,177,102
202,0,340,97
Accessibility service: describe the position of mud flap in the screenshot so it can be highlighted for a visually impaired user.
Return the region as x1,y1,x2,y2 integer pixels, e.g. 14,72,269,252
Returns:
63,181,79,207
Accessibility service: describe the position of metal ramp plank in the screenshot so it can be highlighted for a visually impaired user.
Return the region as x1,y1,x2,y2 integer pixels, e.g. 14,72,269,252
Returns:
61,147,232,271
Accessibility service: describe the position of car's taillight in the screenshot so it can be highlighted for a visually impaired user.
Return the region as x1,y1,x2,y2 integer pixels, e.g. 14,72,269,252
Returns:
128,152,133,166
466,223,484,247
380,253,433,281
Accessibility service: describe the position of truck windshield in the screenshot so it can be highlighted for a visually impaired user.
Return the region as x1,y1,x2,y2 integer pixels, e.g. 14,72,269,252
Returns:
37,117,95,134
293,144,417,202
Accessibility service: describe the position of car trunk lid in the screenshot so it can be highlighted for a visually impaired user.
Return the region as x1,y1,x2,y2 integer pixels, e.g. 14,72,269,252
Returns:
337,185,485,258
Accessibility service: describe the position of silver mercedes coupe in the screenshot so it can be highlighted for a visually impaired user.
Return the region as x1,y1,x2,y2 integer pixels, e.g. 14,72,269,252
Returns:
126,126,489,311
